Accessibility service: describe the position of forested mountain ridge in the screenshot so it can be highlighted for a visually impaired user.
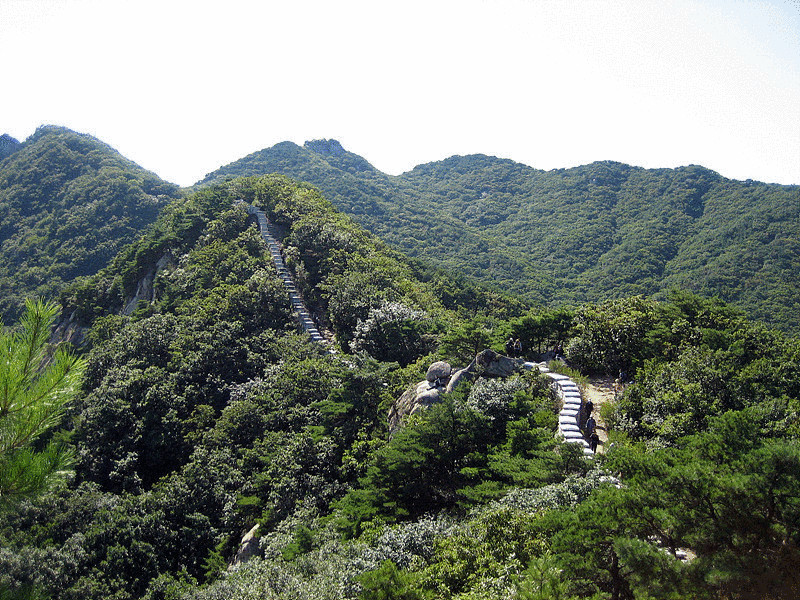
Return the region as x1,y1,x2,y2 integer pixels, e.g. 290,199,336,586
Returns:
0,125,181,323
202,141,800,334
1,167,799,599
0,134,20,160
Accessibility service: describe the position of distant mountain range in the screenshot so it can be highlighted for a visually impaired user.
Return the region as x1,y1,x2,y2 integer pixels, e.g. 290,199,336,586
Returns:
201,139,800,334
2,127,798,333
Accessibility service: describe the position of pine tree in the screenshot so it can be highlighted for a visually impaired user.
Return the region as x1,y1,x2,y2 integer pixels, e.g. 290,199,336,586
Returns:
0,299,85,507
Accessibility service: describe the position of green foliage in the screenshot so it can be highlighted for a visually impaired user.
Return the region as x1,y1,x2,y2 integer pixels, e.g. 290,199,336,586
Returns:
357,560,430,600
0,299,85,506
335,372,569,536
282,525,315,561
545,361,588,389
0,583,49,600
611,305,800,445
3,160,800,600
202,142,800,335
352,301,437,366
438,317,496,366
419,505,546,598
0,126,180,323
567,295,660,375
515,553,575,600
510,307,574,357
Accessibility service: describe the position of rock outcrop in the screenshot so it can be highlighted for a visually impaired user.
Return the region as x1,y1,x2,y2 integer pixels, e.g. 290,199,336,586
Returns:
389,361,452,432
475,349,518,377
52,310,88,348
229,524,260,570
389,350,523,433
123,252,175,315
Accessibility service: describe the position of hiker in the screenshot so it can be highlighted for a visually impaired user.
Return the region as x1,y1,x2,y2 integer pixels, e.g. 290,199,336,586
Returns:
586,415,596,436
506,336,515,356
584,399,594,419
513,338,522,357
590,432,600,453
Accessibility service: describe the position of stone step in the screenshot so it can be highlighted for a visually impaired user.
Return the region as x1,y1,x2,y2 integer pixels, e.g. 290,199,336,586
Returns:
564,438,590,449
548,372,570,379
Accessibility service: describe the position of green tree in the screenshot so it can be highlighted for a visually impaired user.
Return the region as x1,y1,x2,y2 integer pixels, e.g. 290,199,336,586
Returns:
439,317,493,364
358,560,430,600
0,299,84,506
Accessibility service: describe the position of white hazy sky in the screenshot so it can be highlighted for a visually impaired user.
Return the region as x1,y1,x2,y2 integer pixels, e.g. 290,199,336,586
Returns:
2,0,799,186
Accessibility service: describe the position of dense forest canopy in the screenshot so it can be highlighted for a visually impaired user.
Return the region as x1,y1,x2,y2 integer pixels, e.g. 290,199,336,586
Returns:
0,126,181,323
0,128,797,599
202,140,800,335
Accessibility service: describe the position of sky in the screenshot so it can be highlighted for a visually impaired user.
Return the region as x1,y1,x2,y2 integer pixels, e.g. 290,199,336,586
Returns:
1,0,799,187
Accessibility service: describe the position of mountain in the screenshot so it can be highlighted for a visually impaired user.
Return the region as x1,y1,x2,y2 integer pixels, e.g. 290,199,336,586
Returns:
0,127,797,598
2,173,798,600
0,126,181,322
0,133,20,161
201,141,800,334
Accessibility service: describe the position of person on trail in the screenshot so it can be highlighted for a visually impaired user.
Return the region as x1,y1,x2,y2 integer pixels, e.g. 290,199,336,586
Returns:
506,337,515,356
513,338,522,357
590,432,600,453
584,400,594,419
585,415,596,437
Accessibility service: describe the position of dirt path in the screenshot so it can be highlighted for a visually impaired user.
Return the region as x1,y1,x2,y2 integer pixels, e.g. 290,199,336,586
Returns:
583,377,618,454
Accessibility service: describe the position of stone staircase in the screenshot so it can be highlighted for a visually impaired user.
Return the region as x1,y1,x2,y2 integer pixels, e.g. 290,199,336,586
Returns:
524,361,594,456
246,206,327,344
246,204,591,452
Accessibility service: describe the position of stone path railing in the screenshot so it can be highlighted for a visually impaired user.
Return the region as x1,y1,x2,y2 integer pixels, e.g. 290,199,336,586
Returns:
524,361,594,456
246,206,327,344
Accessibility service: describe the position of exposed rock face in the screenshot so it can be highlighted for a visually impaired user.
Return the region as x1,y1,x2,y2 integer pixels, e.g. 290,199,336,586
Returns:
389,364,451,432
446,360,478,393
52,310,88,348
123,252,175,315
426,361,451,384
475,349,518,377
229,524,260,570
390,350,524,433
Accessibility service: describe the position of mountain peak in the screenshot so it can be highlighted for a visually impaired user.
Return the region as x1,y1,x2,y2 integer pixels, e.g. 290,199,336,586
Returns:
304,139,346,156
0,133,20,161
